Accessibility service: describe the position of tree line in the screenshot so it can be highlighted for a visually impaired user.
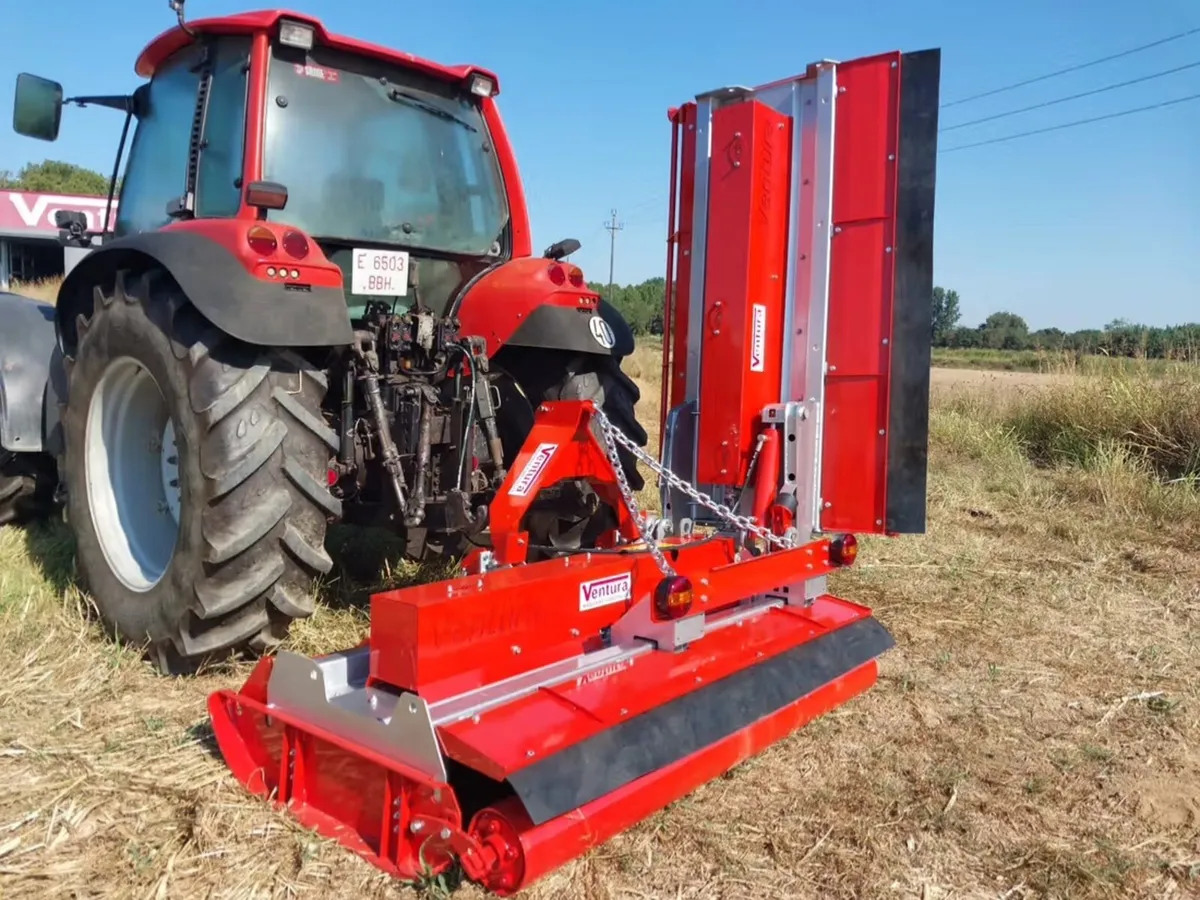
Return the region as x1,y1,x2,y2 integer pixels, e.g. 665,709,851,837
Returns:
931,287,1200,360
0,160,112,195
12,162,1191,360
602,280,1200,362
601,280,1200,359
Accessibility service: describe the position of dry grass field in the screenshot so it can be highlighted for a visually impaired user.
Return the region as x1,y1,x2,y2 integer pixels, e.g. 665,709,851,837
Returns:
2,285,1200,899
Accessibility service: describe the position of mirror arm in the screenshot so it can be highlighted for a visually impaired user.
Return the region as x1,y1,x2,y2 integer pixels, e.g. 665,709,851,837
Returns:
101,107,135,239
64,94,135,114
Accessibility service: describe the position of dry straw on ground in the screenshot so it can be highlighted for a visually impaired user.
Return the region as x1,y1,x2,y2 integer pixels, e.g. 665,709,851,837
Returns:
1,332,1199,899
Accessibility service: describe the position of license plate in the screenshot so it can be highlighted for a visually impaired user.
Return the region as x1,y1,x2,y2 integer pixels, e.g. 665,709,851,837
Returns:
351,248,409,296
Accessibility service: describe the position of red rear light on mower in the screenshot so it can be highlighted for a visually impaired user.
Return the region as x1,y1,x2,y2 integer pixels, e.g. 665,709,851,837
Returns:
654,575,693,620
547,264,566,286
247,225,277,256
282,230,309,259
829,534,858,566
567,265,584,288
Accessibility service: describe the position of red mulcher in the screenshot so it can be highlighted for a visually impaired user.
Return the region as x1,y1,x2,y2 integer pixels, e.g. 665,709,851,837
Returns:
208,47,942,893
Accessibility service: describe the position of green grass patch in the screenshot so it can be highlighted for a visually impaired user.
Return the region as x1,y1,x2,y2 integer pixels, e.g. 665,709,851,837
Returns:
932,347,1200,379
1005,374,1200,482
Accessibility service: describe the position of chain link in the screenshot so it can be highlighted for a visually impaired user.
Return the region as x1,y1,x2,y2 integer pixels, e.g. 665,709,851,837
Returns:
592,409,794,575
593,411,677,576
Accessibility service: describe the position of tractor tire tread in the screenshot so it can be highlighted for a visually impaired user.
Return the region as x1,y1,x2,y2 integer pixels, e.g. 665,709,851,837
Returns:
65,267,338,672
547,354,647,492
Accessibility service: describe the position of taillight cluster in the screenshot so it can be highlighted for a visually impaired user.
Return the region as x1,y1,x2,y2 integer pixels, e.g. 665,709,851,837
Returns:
247,224,311,280
547,263,585,288
654,575,694,621
246,224,277,255
829,534,858,566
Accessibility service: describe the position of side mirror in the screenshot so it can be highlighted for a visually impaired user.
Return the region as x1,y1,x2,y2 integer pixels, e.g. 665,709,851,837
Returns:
13,73,64,142
543,238,581,260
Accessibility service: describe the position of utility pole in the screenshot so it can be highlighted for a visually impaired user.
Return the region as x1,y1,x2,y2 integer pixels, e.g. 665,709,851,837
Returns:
603,208,623,296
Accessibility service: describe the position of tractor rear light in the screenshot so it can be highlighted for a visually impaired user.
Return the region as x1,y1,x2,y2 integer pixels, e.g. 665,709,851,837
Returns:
468,73,495,97
567,265,584,288
279,19,315,50
547,264,566,286
282,230,309,259
327,468,338,486
247,225,277,256
654,576,693,620
829,534,858,566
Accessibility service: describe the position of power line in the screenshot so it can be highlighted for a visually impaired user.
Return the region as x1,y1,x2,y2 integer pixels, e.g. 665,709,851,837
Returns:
939,91,1200,152
623,193,666,215
941,26,1200,108
941,58,1200,131
603,209,624,294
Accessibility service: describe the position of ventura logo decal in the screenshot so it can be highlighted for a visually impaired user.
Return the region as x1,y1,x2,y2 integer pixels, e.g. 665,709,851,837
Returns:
508,443,557,497
579,573,633,611
750,303,767,372
1,191,119,234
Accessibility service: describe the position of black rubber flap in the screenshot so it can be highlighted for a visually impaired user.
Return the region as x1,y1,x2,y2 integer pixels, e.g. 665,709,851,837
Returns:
885,48,941,535
507,615,895,826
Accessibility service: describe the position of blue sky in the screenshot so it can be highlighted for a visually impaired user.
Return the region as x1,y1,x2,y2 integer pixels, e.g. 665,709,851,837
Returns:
2,0,1197,331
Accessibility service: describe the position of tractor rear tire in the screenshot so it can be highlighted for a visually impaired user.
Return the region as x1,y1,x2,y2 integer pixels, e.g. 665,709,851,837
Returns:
61,269,339,674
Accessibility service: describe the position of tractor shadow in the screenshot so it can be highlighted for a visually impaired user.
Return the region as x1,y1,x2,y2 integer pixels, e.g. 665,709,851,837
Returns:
20,515,78,595
15,516,456,681
316,523,462,613
17,517,454,618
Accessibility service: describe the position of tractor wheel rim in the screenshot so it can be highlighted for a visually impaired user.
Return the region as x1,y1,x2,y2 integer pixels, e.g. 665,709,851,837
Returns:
85,357,180,592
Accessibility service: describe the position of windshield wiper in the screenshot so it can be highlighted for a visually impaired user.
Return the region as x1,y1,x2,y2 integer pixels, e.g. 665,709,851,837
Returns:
387,88,478,133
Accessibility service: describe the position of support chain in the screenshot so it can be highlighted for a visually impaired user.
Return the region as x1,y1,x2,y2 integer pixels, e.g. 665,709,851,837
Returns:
593,408,794,579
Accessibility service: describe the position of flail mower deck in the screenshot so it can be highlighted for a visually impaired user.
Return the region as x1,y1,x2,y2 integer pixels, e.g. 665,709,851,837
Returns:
209,400,891,892
207,42,941,895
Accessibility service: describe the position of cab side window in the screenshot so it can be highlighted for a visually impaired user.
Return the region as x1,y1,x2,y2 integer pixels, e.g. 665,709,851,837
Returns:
196,37,250,218
116,38,250,235
115,46,202,236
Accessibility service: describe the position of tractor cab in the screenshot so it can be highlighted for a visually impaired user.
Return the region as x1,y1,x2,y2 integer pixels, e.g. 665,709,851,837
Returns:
11,9,515,321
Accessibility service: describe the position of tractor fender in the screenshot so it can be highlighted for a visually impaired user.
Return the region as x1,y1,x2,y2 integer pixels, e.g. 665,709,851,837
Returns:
56,230,354,356
503,298,635,358
454,257,636,359
0,292,58,455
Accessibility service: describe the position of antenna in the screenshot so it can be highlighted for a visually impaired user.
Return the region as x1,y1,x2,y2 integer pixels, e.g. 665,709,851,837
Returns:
169,0,196,36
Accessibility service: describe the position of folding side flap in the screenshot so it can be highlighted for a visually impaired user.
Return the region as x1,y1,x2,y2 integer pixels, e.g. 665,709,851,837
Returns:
819,49,941,536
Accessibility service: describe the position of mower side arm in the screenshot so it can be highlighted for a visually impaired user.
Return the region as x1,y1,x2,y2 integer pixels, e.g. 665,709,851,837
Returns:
55,231,354,355
0,292,59,455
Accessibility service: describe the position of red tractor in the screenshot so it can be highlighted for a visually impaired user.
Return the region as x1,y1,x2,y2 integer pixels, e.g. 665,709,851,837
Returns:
0,4,647,672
